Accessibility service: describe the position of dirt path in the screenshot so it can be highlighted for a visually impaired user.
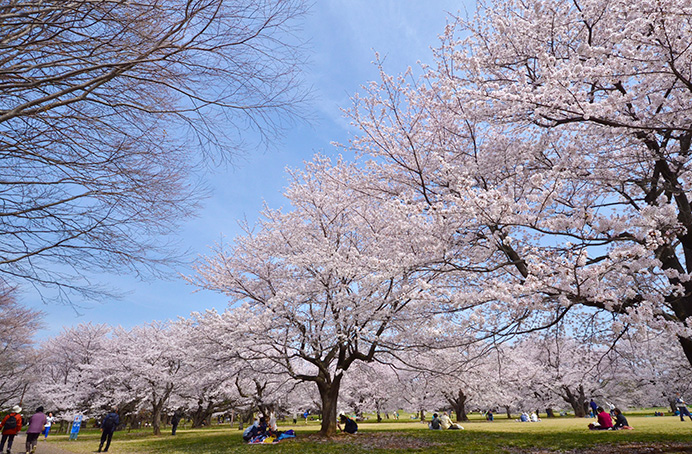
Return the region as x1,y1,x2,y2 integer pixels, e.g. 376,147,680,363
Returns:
13,434,79,454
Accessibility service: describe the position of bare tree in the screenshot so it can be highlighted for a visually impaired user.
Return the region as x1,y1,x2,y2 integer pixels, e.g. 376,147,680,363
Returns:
0,0,308,300
0,288,42,407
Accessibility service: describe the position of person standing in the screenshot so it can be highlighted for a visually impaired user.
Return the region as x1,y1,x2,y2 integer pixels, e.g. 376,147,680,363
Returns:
42,412,55,440
171,412,180,436
98,408,120,452
676,394,692,422
0,405,22,454
25,406,47,454
589,399,598,418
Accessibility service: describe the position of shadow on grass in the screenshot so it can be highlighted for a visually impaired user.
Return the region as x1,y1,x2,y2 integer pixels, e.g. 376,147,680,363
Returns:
109,426,692,454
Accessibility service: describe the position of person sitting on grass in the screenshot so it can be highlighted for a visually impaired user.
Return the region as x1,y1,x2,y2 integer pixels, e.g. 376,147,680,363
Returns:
612,408,633,430
337,414,358,434
440,411,464,430
242,415,268,442
588,407,613,430
429,413,442,430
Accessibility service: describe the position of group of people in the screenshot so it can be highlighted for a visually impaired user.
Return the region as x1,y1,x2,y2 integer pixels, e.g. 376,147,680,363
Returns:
587,406,633,431
517,411,541,423
242,414,296,444
429,412,464,430
0,406,54,454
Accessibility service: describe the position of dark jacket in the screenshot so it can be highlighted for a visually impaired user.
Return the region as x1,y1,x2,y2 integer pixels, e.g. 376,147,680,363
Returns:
613,413,629,429
101,412,120,432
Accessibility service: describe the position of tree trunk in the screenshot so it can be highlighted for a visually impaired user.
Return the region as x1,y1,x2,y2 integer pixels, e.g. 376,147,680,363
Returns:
151,385,174,435
152,402,163,436
504,405,512,419
561,384,587,417
678,335,692,367
444,388,469,422
317,375,342,437
191,398,215,428
454,389,469,422
546,408,555,418
419,409,426,421
668,396,678,413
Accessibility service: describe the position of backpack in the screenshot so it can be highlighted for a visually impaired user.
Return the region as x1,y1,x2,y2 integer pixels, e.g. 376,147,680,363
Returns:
4,414,17,430
102,414,117,431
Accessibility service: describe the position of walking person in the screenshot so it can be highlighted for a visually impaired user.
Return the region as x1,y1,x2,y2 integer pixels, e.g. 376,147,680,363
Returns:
171,411,180,436
0,405,22,454
42,412,55,439
676,394,692,421
25,406,47,454
98,408,120,452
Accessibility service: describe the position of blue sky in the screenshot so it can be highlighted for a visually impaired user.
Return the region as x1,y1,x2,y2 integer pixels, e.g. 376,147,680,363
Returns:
27,1,475,338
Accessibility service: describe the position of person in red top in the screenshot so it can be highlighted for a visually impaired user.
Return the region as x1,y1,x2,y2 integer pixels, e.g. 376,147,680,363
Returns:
588,406,613,430
0,405,23,454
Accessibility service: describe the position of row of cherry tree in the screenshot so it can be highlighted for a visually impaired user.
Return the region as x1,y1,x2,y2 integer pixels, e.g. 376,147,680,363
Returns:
13,312,690,437
13,0,692,436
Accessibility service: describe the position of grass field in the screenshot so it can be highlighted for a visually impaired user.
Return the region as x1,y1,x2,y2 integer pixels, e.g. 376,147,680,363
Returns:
45,412,692,454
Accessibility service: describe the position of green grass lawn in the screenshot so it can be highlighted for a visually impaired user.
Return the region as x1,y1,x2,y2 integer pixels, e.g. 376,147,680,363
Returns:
44,414,692,454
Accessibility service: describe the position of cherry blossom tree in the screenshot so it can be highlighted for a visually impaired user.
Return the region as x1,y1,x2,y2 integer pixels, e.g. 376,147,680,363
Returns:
92,321,194,435
346,0,692,366
609,328,692,411
0,289,42,408
187,309,306,426
339,362,399,422
192,156,445,436
32,323,111,417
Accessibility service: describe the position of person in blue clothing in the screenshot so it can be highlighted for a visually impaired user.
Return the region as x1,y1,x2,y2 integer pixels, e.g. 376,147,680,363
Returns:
589,399,598,417
98,407,120,452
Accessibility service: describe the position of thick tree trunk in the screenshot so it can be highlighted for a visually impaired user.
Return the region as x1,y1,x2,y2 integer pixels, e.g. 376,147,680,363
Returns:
191,399,215,428
445,388,469,422
678,335,692,368
561,384,587,417
152,402,163,436
546,408,555,418
504,405,511,419
668,396,678,413
151,385,174,435
317,375,342,436
454,390,468,422
419,409,426,421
